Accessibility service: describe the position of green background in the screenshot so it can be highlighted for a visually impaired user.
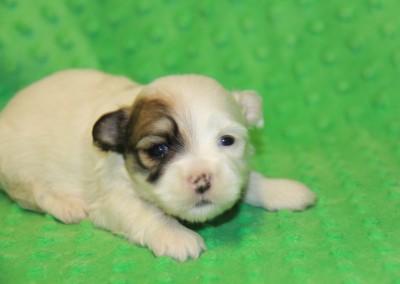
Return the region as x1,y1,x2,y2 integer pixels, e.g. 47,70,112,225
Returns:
1,0,399,283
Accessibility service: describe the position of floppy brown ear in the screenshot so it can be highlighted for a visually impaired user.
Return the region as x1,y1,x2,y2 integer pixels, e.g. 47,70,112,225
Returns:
92,108,131,153
232,90,264,128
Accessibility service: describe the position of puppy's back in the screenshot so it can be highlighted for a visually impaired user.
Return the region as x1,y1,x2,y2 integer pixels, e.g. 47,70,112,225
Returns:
0,69,140,202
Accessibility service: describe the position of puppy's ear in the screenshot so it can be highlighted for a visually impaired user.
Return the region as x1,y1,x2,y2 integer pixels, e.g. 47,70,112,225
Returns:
92,108,131,153
232,90,264,128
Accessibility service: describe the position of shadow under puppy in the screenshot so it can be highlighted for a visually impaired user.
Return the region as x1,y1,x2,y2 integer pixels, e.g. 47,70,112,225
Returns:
0,70,316,261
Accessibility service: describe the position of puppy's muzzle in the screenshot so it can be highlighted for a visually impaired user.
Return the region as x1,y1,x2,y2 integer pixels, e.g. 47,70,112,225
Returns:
188,173,212,194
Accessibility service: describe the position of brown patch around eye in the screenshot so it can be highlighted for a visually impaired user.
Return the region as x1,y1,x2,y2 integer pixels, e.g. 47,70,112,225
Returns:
135,136,168,169
128,97,174,143
124,95,188,183
137,150,160,169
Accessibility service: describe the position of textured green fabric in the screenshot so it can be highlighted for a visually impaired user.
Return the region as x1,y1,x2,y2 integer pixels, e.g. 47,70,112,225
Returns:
1,0,400,283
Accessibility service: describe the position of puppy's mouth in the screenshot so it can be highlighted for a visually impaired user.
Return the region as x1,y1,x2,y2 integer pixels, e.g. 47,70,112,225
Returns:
194,199,213,208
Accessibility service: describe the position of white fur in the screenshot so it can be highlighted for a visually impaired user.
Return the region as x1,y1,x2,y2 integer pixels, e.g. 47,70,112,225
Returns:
0,70,316,261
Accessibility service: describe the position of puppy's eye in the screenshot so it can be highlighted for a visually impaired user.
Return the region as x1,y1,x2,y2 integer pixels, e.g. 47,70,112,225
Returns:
219,135,235,147
147,144,169,159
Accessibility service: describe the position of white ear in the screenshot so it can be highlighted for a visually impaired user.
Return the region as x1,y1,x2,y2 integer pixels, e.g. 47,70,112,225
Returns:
232,90,264,128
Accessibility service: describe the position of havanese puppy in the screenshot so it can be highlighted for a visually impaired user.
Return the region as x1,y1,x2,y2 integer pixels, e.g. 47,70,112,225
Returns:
0,70,316,261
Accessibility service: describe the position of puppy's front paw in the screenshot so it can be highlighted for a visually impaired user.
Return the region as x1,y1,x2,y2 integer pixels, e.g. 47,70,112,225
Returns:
147,222,206,262
260,179,316,211
245,172,316,211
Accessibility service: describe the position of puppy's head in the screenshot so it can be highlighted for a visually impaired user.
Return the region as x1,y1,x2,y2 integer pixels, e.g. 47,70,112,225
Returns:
93,75,263,222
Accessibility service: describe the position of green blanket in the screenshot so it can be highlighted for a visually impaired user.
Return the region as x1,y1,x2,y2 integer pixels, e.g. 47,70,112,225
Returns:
1,1,399,283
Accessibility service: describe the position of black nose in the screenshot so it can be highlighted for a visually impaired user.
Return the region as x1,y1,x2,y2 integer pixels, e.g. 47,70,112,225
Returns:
188,173,211,194
195,182,211,194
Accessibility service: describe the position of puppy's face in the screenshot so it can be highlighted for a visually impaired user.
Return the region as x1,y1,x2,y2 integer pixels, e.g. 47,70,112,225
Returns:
93,75,263,222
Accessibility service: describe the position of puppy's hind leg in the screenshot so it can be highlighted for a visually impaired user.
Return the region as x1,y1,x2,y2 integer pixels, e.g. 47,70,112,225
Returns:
30,183,88,224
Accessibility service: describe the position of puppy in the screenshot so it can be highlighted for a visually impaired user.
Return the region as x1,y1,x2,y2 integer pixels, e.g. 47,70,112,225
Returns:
0,70,316,261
